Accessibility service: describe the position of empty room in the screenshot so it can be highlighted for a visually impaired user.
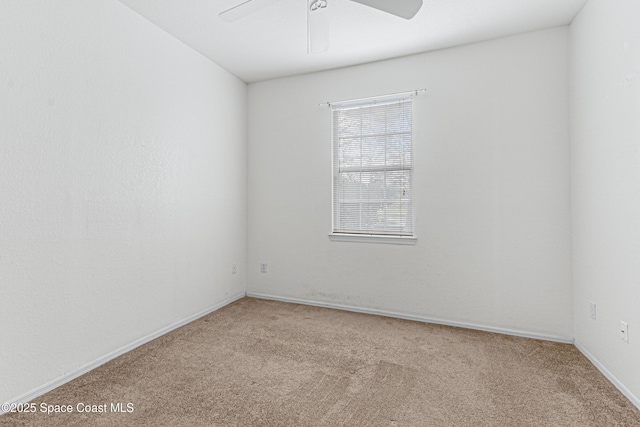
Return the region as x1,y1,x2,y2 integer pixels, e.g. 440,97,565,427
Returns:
1,0,639,425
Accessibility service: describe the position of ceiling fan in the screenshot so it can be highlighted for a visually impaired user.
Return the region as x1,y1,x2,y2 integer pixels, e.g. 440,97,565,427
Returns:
219,0,423,54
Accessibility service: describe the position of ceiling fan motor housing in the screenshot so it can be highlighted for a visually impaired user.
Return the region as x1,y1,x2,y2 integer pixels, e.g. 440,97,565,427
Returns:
310,0,328,11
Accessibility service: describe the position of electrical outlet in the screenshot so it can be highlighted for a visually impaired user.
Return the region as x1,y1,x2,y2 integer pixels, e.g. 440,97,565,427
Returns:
589,302,597,320
260,262,268,273
621,321,629,343
232,264,237,274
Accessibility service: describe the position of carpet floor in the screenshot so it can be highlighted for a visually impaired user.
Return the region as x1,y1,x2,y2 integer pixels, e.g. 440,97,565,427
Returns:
2,297,639,426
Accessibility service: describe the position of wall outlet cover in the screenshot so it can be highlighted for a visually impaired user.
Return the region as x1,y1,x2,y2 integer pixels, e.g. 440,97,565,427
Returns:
621,321,629,343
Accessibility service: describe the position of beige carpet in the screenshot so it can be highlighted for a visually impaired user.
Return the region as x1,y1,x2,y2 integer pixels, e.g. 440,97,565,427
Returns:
2,297,639,426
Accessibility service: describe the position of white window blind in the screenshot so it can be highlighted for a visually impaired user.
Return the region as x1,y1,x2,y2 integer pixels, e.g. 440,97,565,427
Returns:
332,95,414,236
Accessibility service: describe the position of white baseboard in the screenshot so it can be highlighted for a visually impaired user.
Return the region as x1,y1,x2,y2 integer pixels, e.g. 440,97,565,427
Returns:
246,292,574,344
574,341,640,411
1,291,245,414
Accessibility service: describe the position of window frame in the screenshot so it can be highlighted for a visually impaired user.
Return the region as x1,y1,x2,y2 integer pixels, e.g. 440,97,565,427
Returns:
329,93,417,245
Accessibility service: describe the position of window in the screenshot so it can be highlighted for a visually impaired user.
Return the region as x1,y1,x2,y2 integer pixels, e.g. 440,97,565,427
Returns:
330,94,415,244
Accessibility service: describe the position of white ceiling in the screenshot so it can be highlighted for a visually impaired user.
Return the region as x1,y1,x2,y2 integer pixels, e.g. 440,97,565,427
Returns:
117,0,588,83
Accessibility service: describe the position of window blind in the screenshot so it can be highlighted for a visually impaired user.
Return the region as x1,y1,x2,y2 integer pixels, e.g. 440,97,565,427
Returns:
332,95,414,236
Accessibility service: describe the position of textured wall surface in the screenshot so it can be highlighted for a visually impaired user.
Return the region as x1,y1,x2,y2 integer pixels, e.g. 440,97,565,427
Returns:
571,0,640,406
0,0,247,404
248,28,572,340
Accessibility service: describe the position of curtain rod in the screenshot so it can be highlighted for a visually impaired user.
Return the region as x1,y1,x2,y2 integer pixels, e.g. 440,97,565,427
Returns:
319,89,427,108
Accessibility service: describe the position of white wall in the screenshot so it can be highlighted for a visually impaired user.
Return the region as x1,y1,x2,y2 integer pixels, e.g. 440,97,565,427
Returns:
248,28,573,340
570,0,640,406
0,0,246,404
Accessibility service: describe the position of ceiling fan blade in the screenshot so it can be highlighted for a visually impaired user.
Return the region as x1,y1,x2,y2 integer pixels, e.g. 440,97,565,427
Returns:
349,0,423,19
308,0,330,54
219,0,284,22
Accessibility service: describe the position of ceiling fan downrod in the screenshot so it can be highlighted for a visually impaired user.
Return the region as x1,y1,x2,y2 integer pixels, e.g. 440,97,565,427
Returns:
307,0,330,54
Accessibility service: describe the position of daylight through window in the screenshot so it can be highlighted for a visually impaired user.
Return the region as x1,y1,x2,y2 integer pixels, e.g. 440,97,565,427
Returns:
332,95,414,236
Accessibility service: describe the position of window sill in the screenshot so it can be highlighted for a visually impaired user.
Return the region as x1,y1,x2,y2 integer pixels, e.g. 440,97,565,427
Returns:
328,233,417,245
